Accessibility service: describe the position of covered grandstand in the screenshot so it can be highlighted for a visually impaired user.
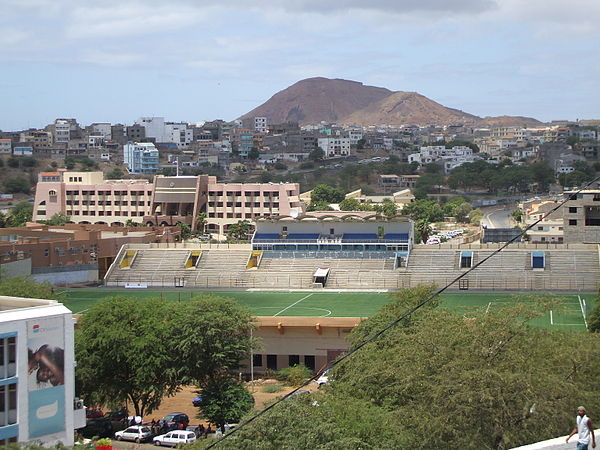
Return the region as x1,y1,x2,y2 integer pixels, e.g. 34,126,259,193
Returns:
103,216,599,292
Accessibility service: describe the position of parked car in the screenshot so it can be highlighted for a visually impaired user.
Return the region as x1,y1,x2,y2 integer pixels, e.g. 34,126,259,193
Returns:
114,425,153,443
199,234,212,240
185,425,203,438
85,408,104,419
153,430,197,446
426,237,441,245
214,424,238,436
159,413,189,431
192,396,202,407
104,410,127,421
316,371,329,386
78,418,114,439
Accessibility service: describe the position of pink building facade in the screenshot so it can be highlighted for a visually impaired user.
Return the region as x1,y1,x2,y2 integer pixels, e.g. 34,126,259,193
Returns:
33,172,303,235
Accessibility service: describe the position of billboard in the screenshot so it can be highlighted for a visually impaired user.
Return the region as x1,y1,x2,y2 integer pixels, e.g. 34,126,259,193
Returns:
27,316,65,438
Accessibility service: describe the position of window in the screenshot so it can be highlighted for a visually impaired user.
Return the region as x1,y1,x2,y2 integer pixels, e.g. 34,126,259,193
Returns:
304,355,315,371
253,354,263,367
44,248,49,256
460,251,472,269
531,251,545,269
569,207,578,213
569,219,578,226
288,355,300,366
266,354,277,371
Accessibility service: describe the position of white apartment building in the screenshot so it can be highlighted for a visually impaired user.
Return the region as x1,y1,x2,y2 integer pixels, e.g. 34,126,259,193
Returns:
409,146,481,173
254,117,267,134
347,130,363,145
135,117,166,143
0,139,11,155
123,142,159,174
0,296,84,446
317,137,351,159
54,120,71,144
165,123,193,149
90,123,112,140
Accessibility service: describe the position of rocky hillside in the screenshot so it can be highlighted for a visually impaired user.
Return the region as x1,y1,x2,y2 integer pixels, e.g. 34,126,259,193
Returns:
240,78,392,124
341,91,479,126
239,77,542,127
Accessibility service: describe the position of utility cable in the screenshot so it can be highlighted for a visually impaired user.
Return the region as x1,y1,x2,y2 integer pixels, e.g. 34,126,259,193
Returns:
206,176,600,449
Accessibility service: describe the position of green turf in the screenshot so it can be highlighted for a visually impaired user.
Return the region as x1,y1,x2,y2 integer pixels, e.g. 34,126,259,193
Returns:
58,288,594,331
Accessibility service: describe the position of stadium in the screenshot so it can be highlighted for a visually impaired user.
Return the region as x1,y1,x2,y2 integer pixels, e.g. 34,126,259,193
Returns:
68,213,597,374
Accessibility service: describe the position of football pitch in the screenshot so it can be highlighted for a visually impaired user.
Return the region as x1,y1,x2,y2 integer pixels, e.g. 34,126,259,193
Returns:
57,288,594,331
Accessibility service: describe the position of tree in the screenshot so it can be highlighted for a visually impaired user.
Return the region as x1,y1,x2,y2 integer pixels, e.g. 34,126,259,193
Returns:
309,147,325,162
273,161,287,171
226,287,600,449
178,223,192,239
172,295,254,383
76,295,254,417
402,199,444,223
373,198,397,217
195,376,254,432
248,148,260,160
512,209,523,222
227,220,252,241
453,202,472,223
468,208,484,224
107,168,124,179
45,212,70,226
306,200,334,212
0,277,58,299
311,184,345,204
339,198,372,212
414,219,432,244
6,201,33,227
4,178,31,194
196,212,207,233
356,138,366,149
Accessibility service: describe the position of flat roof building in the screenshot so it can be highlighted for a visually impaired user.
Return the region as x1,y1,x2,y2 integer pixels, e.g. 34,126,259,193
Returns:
0,296,84,446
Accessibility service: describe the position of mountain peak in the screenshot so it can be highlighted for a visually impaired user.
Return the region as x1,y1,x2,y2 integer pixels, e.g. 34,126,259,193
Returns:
239,78,541,127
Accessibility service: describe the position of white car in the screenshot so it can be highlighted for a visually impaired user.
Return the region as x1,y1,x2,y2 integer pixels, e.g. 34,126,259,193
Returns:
214,423,238,435
115,425,153,443
316,370,329,386
426,237,441,245
153,430,197,446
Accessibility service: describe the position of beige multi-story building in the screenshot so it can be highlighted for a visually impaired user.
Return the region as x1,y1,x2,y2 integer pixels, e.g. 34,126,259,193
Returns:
32,171,153,226
145,175,302,235
33,172,303,236
563,189,600,243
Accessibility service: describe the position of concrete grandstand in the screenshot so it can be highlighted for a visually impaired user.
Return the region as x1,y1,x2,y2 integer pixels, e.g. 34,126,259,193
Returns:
103,214,600,291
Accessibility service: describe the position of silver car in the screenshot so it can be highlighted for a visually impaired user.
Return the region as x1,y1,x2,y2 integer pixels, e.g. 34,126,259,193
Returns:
153,430,197,446
115,425,153,443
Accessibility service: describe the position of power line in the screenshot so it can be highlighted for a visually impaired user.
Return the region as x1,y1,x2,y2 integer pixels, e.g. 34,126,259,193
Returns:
206,178,600,449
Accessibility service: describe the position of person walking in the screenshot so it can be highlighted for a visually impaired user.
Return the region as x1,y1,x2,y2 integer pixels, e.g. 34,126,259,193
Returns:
567,406,596,449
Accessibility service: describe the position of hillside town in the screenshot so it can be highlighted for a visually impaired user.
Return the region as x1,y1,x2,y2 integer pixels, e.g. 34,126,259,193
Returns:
1,0,600,445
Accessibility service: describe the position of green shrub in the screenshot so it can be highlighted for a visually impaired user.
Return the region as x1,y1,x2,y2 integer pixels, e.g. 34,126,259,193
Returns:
276,364,313,386
262,383,284,393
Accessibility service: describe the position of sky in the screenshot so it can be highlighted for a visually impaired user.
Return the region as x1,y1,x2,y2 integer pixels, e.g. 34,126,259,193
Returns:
0,0,598,131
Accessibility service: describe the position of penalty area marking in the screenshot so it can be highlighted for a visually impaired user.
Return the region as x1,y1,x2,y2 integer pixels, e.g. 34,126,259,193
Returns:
253,306,332,317
273,293,314,317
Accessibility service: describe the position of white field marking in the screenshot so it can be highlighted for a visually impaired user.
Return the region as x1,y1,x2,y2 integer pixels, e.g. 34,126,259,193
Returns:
75,308,90,314
550,310,553,325
273,293,314,317
578,295,588,329
485,302,492,314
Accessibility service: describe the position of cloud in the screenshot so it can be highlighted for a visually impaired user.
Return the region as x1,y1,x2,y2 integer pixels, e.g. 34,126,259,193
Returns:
65,3,208,39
